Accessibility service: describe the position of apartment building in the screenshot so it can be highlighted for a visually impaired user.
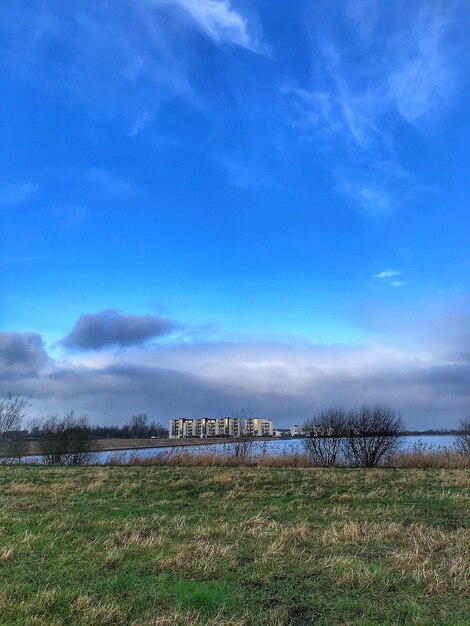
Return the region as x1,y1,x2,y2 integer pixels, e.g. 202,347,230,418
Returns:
169,416,273,439
170,417,231,439
224,417,241,437
244,417,274,437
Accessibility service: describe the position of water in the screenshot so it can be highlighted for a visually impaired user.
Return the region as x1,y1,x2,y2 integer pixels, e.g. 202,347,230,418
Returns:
94,434,455,464
17,434,455,464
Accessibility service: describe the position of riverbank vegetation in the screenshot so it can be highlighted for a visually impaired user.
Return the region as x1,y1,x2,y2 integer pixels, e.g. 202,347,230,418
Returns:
105,445,470,469
1,395,470,468
1,466,469,626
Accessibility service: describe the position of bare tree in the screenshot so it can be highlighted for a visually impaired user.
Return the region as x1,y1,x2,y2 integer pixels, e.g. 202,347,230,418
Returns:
454,417,470,456
343,405,403,467
230,409,255,460
0,394,31,461
36,412,95,465
303,408,346,466
129,414,149,438
0,393,31,433
148,420,168,438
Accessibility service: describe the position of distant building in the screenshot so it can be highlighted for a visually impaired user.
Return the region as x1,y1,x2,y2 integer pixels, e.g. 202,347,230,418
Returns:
224,417,241,437
169,417,273,439
290,425,305,437
244,417,273,437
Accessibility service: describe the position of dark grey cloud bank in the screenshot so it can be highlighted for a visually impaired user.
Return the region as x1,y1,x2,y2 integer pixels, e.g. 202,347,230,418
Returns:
1,328,470,429
0,332,48,379
60,309,177,351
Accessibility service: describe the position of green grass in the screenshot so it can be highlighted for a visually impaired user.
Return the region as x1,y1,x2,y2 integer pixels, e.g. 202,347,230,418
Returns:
0,467,469,626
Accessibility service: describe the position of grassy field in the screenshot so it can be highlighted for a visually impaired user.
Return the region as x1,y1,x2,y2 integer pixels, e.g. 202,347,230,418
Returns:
0,467,469,626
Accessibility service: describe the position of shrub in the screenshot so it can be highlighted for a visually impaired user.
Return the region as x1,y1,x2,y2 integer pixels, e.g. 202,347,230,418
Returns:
0,394,30,462
36,412,95,465
454,418,470,456
303,408,346,466
343,405,403,467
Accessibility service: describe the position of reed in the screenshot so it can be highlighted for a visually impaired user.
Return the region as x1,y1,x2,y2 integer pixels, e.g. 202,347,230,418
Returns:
105,443,470,469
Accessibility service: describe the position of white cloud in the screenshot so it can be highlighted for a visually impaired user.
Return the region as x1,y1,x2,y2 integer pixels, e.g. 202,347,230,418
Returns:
5,334,469,429
373,270,400,279
388,8,455,124
371,269,408,287
166,0,262,52
337,179,396,218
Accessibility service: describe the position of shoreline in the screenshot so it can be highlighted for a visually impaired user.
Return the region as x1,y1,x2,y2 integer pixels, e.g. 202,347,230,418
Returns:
21,435,296,457
18,432,457,457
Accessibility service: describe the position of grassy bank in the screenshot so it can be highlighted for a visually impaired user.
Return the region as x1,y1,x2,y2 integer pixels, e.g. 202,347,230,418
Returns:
1,467,469,626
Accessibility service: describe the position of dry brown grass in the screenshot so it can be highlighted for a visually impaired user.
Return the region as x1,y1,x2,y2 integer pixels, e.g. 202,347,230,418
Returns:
106,447,320,468
391,448,470,469
1,466,469,626
156,538,237,578
0,547,14,563
105,447,470,469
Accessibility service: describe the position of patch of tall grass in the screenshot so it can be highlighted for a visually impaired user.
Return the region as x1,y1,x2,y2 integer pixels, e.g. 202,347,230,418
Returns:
105,442,470,468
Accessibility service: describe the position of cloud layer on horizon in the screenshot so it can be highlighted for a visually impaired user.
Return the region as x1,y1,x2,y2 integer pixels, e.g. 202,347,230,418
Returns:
1,312,469,428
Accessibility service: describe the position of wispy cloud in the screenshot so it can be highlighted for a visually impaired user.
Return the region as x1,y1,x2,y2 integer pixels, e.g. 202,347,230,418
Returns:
219,156,284,191
0,182,36,206
336,179,396,218
372,269,407,287
286,0,467,216
373,270,400,279
85,169,142,202
387,6,456,124
2,0,263,131
167,0,263,52
0,255,46,266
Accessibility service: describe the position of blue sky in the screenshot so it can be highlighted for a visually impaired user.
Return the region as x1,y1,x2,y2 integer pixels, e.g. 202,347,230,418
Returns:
1,0,470,428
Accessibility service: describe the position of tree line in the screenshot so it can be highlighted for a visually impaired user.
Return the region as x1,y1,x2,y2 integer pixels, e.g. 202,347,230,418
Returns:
1,394,470,466
0,394,168,464
89,414,168,439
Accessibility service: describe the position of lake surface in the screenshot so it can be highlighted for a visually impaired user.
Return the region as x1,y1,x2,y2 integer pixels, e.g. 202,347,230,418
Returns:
93,434,455,464
18,434,455,464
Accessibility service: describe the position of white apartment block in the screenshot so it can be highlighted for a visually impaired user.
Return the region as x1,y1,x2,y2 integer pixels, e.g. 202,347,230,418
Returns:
290,425,305,437
244,417,274,438
169,416,273,439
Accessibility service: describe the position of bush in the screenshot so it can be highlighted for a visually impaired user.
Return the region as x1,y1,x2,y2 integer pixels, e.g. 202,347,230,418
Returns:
36,412,95,465
0,394,30,462
454,418,470,456
343,405,403,467
303,408,346,466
